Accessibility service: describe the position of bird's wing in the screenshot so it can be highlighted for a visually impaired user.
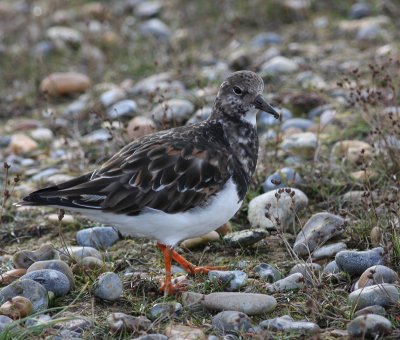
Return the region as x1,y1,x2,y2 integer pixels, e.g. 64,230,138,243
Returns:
22,124,234,215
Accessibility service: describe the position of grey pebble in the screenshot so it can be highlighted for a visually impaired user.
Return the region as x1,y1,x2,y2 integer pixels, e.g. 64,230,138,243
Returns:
323,260,341,274
347,314,392,338
223,229,266,248
13,244,60,269
262,167,302,192
133,335,167,340
25,314,52,327
139,18,171,41
254,263,282,283
107,99,137,119
349,2,371,19
266,273,305,292
151,99,194,126
260,56,298,76
289,263,322,283
281,132,317,156
354,305,386,318
21,269,71,297
100,88,126,107
251,32,282,47
281,118,313,131
259,315,320,334
60,246,102,262
93,272,123,301
349,283,399,310
312,242,347,260
107,312,151,333
0,315,13,332
0,279,48,312
149,302,182,321
76,226,120,249
54,316,92,334
208,270,248,291
27,260,74,290
212,310,252,335
135,1,163,18
354,265,398,290
335,247,385,276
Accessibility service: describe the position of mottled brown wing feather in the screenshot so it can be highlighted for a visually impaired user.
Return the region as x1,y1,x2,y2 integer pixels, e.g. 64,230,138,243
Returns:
28,123,233,215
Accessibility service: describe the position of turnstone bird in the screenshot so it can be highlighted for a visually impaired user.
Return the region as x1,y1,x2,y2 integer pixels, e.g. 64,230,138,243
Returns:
19,71,279,294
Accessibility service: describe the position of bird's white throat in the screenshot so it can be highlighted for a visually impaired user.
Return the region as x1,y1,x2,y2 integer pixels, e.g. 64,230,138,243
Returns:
242,107,258,126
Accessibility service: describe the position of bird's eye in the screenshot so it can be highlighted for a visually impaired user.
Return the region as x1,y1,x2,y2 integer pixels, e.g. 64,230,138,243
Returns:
233,86,243,95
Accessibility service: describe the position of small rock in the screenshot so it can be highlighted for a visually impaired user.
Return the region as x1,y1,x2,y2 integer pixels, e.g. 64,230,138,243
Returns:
0,315,13,332
135,1,163,18
60,246,102,262
216,222,232,236
76,226,120,249
151,99,194,126
0,279,48,311
208,270,247,291
293,212,345,257
133,335,167,340
354,265,398,290
281,132,317,158
330,140,373,167
335,247,385,276
27,260,74,289
0,296,33,320
223,229,267,248
349,283,399,310
129,72,184,96
25,314,52,327
13,245,60,269
312,242,347,260
181,231,220,249
46,26,82,48
40,72,91,96
149,302,182,321
266,273,305,292
349,2,371,19
107,312,151,333
93,272,123,301
126,116,156,140
259,315,320,334
107,99,138,119
262,167,302,192
30,128,54,142
354,305,386,317
54,315,92,334
21,269,70,297
165,324,205,340
186,107,213,125
100,88,126,107
323,260,340,274
9,134,38,155
183,292,276,316
281,118,314,131
251,32,282,47
48,213,75,224
248,188,308,232
0,269,27,286
258,107,292,130
289,263,322,282
254,263,282,283
347,314,392,338
212,310,252,335
139,19,171,41
82,129,112,144
30,168,60,182
260,56,298,76
370,226,384,247
72,256,105,274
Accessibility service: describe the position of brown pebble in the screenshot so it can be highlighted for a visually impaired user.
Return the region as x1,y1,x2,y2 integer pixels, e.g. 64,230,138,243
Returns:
0,296,33,320
40,72,91,96
9,134,38,155
0,268,27,286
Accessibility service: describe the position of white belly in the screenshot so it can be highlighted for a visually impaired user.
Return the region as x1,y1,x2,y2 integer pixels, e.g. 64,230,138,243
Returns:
60,178,242,246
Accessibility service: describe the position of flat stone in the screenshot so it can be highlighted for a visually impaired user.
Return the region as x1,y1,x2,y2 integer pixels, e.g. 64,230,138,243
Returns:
281,132,317,158
135,1,163,18
293,212,346,257
0,268,27,286
148,302,182,321
21,269,70,297
100,88,126,107
9,134,38,155
260,56,299,76
133,335,167,340
151,99,194,126
349,283,399,310
262,167,302,192
93,272,123,301
347,314,392,338
139,19,171,41
289,263,322,282
354,265,398,290
181,231,220,249
107,99,137,119
24,314,52,327
27,260,74,289
281,118,314,131
13,245,60,269
165,325,205,340
208,270,248,292
46,26,82,48
354,305,386,318
30,128,54,142
223,229,267,248
266,273,305,292
312,242,347,260
335,247,385,276
323,260,340,274
107,312,151,333
54,315,92,333
212,310,252,335
0,279,48,312
60,246,102,262
259,315,320,334
40,72,91,96
254,263,282,283
76,227,120,249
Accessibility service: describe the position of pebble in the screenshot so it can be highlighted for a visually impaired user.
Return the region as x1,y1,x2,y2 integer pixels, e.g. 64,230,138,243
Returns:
27,260,74,289
183,292,276,315
107,312,151,333
40,72,91,96
181,231,220,249
354,305,386,318
30,128,54,142
251,32,282,47
212,311,252,335
21,269,71,297
330,140,373,167
76,226,120,249
254,263,282,283
139,18,171,41
13,245,60,269
0,279,48,312
25,314,52,327
370,226,384,247
63,94,90,117
126,116,156,140
60,246,102,262
133,335,167,340
354,265,398,290
46,26,82,48
54,315,92,334
0,315,13,332
93,272,123,301
47,213,76,224
348,283,399,310
262,167,302,192
0,268,27,286
129,72,184,96
9,134,38,155
266,273,305,292
148,302,182,321
349,2,371,19
347,314,392,338
258,107,292,129
293,212,345,257
259,315,320,334
186,107,213,125
335,247,385,276
135,1,163,18
208,270,248,291
100,88,126,107
223,229,266,248
0,296,33,320
72,256,105,274
281,118,314,131
281,132,317,158
107,99,138,119
82,129,112,144
247,187,308,232
151,99,194,126
289,263,322,282
165,325,205,340
30,168,59,182
260,56,299,76
312,242,347,260
323,260,341,274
